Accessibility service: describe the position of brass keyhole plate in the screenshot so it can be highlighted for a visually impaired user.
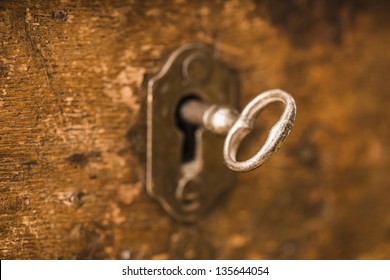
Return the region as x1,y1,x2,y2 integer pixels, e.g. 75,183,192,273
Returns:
146,43,239,222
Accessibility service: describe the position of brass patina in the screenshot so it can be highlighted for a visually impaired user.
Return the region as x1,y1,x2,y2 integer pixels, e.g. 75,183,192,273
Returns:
147,43,238,222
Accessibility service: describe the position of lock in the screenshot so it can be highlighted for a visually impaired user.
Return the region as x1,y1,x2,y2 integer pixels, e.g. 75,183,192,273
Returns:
147,43,238,222
146,43,296,222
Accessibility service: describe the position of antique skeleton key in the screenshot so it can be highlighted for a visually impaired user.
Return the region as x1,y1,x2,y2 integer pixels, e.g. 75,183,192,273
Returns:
179,89,296,172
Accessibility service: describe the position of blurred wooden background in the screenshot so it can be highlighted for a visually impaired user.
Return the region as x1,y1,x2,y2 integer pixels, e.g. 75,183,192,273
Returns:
0,0,389,259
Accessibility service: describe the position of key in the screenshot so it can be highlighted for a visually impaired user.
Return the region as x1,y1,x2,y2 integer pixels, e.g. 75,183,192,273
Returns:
179,89,297,172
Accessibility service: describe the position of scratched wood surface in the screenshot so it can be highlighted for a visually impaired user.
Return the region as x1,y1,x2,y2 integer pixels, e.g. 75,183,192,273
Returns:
0,0,389,259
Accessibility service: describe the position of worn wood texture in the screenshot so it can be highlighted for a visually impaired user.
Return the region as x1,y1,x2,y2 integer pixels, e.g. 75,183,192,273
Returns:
0,0,389,259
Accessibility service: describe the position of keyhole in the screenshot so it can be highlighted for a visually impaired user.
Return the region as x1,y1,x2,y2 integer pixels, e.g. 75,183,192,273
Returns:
176,95,202,163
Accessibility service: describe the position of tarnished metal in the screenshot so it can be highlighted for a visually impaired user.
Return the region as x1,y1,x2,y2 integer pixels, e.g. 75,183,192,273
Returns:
202,105,239,136
178,99,209,126
180,100,240,136
223,89,296,172
180,89,297,172
147,43,238,222
147,43,296,222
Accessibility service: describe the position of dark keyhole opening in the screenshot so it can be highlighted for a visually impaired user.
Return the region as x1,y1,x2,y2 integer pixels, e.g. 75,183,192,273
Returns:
175,95,202,163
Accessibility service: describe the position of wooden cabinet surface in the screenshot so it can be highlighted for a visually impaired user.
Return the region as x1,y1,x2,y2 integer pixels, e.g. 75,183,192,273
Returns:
0,0,389,259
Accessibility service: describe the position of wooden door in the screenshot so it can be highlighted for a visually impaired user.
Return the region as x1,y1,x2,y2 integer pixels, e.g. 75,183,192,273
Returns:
1,0,389,259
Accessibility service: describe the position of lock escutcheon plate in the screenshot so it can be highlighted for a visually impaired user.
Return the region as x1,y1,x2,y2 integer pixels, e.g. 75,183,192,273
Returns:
147,43,239,222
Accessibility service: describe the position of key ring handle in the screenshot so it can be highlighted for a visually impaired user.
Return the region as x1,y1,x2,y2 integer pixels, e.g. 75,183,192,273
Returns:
223,89,296,172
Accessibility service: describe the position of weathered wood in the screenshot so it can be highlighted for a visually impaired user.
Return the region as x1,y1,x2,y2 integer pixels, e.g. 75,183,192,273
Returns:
1,0,389,259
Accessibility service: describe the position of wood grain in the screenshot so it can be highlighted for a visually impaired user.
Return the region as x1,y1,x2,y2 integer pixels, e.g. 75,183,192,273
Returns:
0,0,389,259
